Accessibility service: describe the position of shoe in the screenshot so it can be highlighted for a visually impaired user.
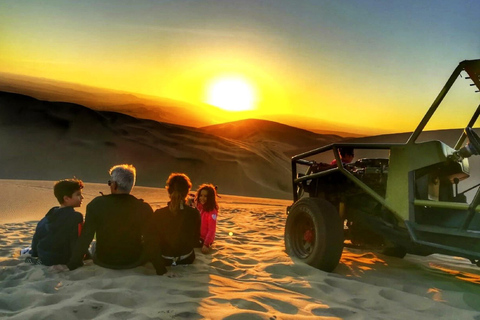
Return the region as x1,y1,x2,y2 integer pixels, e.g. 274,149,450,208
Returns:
20,247,32,255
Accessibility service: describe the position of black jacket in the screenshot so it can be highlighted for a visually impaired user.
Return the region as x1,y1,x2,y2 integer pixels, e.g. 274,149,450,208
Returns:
67,193,153,270
31,206,83,266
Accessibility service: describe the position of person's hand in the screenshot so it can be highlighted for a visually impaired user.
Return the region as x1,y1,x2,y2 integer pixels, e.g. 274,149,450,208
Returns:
49,264,69,273
201,245,210,254
166,271,179,278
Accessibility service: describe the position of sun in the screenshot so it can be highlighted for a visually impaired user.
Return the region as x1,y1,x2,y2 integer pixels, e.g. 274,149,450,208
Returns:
206,77,256,111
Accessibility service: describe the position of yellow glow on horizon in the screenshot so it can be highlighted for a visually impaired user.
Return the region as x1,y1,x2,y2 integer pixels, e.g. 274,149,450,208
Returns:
206,77,256,112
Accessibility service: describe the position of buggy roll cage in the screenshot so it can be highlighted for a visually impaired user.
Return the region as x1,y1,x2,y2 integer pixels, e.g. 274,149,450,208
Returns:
291,59,480,220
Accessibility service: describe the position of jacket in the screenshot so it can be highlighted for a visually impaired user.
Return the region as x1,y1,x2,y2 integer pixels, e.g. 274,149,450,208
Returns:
31,206,83,266
197,203,217,247
67,193,153,270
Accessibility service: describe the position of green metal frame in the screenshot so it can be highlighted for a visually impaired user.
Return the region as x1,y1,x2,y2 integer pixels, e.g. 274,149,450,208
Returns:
290,59,480,261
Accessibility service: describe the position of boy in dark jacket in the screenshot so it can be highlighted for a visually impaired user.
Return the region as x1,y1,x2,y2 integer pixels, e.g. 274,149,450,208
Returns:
29,179,84,266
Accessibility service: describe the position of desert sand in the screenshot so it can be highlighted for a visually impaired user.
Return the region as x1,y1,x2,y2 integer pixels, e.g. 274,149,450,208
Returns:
1,180,480,319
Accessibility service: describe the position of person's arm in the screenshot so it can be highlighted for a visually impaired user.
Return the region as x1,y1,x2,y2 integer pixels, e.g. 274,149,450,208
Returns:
203,210,217,247
68,212,84,260
141,203,167,274
140,202,154,243
67,205,96,270
30,221,42,257
192,208,205,252
144,212,167,275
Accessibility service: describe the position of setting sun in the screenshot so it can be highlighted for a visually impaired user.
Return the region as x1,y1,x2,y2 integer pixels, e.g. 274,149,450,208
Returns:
206,77,256,112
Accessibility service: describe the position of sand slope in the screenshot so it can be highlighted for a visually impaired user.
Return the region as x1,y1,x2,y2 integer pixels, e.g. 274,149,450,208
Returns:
0,72,228,128
200,119,344,157
1,180,480,319
1,91,318,199
0,72,370,137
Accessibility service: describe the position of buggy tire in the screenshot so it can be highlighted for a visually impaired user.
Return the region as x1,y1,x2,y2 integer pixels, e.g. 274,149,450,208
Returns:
285,198,344,272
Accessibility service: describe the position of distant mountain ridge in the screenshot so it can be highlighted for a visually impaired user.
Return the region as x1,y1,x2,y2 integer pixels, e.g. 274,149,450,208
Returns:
200,119,344,157
0,72,368,137
0,72,218,128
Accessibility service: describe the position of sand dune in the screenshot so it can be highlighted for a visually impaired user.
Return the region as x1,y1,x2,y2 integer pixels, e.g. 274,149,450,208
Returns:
1,180,480,319
0,72,371,137
201,119,344,157
0,72,225,128
0,91,311,199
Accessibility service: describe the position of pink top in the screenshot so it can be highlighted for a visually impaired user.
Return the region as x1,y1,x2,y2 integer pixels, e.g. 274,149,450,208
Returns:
197,203,217,247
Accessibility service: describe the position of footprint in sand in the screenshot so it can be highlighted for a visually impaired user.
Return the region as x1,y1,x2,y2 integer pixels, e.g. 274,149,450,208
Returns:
256,297,298,315
212,298,268,313
311,307,357,318
87,291,139,308
167,289,210,299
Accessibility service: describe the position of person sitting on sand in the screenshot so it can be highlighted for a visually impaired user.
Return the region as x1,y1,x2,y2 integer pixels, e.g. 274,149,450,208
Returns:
146,173,201,275
330,147,355,166
67,164,153,270
27,179,85,266
195,183,219,254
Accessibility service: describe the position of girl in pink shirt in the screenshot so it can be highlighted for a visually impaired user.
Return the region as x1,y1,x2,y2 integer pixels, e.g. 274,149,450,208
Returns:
195,184,219,253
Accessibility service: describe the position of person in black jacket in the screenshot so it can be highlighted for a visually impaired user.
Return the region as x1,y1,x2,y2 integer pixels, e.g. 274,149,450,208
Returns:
67,164,153,270
147,173,201,275
29,179,84,266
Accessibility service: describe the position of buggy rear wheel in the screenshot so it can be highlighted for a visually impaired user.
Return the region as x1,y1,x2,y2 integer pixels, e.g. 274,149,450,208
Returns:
285,198,344,272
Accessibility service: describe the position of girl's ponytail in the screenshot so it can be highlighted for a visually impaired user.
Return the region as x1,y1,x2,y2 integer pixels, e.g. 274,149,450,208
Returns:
169,190,183,213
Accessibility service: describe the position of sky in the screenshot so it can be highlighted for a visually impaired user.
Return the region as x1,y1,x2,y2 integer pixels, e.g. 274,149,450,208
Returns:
1,0,479,135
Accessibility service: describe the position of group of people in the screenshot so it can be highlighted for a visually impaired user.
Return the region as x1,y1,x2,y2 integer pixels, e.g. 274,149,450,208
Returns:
26,164,219,275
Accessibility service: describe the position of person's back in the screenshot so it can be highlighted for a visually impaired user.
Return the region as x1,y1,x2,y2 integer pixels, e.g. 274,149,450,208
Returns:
152,204,200,258
86,193,152,266
147,173,200,275
30,179,84,266
67,164,153,270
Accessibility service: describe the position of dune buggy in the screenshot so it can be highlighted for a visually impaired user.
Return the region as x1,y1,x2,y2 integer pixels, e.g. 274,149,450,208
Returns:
285,59,480,272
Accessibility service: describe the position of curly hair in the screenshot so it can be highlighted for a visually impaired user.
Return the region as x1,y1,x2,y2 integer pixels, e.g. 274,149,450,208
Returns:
195,183,218,212
166,173,192,213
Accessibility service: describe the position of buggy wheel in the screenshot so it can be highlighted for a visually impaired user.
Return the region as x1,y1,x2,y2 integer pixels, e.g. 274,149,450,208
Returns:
285,198,344,272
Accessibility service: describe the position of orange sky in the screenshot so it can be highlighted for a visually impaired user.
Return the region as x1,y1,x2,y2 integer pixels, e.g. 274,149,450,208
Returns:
1,1,479,135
